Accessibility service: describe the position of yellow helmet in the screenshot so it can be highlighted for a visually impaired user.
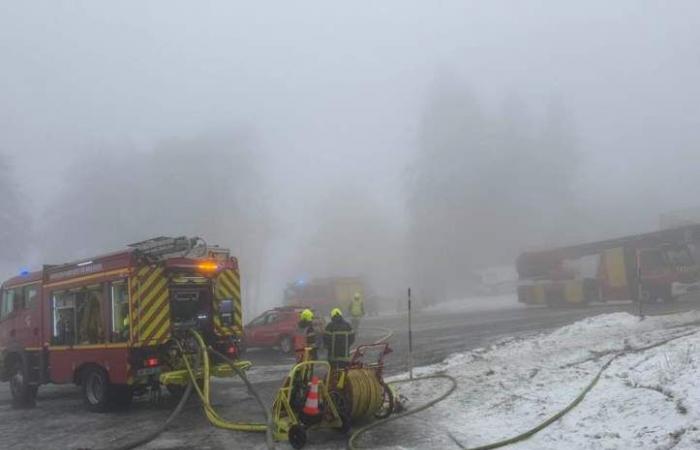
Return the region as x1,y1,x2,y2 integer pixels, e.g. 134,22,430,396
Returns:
331,308,342,318
300,308,314,322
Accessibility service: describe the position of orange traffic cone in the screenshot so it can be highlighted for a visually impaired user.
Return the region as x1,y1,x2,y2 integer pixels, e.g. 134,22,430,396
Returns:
302,376,321,416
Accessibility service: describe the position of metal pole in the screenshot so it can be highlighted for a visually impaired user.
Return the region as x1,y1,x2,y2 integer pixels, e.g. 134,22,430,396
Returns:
636,251,644,320
408,287,413,380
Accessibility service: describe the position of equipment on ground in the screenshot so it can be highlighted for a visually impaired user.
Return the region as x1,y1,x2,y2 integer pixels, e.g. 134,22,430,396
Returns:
271,342,395,449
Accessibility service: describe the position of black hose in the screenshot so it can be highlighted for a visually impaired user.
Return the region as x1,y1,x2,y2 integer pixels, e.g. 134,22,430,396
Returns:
106,381,194,450
106,343,275,450
208,346,275,450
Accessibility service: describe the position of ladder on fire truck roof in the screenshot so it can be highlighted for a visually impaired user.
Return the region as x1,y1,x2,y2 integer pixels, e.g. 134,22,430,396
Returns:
128,236,231,262
128,236,208,261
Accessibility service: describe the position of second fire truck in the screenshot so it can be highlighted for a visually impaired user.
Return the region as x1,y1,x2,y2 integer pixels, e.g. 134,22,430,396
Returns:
517,225,700,306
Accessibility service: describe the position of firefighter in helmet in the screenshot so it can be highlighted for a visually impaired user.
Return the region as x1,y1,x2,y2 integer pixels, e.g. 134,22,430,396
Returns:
297,308,318,360
348,292,365,332
324,308,355,368
292,308,319,410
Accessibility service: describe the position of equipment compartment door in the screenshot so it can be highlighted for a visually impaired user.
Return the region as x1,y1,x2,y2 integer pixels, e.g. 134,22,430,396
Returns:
213,268,243,336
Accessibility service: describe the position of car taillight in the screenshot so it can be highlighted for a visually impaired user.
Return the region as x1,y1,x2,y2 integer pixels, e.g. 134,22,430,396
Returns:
145,357,159,368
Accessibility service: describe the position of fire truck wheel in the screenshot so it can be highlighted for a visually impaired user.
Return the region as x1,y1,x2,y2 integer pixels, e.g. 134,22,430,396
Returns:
9,358,36,408
82,366,111,412
288,424,307,449
279,336,293,354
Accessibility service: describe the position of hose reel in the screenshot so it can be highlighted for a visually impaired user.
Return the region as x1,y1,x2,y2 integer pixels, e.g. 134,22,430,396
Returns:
345,368,385,420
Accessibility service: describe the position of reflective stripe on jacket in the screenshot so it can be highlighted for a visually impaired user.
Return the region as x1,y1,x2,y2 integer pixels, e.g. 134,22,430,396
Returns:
324,317,355,362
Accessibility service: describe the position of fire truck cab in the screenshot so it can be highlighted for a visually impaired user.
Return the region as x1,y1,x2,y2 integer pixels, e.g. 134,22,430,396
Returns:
0,236,246,411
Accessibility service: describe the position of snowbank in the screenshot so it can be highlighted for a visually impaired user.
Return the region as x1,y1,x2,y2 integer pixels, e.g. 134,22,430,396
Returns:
370,310,700,449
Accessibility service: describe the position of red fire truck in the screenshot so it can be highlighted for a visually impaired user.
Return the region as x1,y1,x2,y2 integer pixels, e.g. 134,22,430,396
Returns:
0,237,246,411
516,225,700,306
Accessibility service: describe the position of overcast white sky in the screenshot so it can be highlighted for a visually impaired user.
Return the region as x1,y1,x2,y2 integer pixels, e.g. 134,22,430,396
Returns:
2,1,700,300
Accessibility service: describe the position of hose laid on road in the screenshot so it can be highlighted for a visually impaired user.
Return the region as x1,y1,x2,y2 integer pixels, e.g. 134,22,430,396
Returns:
108,380,194,450
448,327,700,450
111,330,274,450
207,346,275,450
177,329,268,433
347,373,457,450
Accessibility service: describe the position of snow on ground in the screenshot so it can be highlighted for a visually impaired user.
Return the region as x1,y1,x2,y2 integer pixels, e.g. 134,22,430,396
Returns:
363,309,700,449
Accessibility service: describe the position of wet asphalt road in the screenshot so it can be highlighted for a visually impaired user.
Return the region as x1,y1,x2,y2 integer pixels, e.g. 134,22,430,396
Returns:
1,297,698,449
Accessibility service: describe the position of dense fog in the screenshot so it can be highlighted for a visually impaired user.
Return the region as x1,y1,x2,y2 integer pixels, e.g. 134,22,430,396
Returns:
2,1,700,312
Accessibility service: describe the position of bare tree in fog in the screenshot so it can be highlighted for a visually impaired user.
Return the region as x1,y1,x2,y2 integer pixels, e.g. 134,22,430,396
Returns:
41,131,270,304
407,80,580,303
0,153,30,271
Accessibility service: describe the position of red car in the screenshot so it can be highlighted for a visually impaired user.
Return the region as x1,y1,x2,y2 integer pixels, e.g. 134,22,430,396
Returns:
244,307,322,353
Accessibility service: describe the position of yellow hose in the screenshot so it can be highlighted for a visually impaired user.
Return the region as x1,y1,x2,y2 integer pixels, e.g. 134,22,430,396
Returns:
176,330,267,432
345,369,385,420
